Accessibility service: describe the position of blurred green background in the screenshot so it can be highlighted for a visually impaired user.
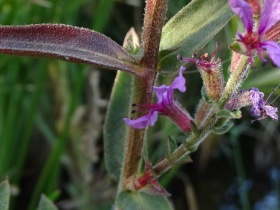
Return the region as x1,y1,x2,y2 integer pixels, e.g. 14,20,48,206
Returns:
0,0,280,210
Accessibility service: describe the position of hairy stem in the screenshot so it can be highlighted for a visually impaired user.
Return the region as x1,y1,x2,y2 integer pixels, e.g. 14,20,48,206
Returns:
218,55,250,106
141,0,168,68
121,73,156,184
120,0,168,189
153,130,210,177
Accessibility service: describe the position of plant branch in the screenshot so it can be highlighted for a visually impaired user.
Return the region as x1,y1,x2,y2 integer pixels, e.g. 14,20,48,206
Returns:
153,54,252,178
153,130,211,177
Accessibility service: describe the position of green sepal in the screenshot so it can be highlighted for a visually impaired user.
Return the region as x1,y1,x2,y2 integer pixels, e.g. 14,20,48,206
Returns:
213,120,234,135
125,45,143,61
229,41,246,54
123,28,143,61
213,110,241,135
0,179,10,210
217,109,242,119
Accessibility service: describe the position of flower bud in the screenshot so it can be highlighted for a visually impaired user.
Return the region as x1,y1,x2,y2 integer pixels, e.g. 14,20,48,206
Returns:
225,88,278,120
225,91,251,110
180,44,224,101
198,56,224,101
195,99,218,128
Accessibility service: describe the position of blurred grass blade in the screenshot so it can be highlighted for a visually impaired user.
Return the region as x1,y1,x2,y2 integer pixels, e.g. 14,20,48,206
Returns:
0,24,148,77
243,68,280,89
37,195,58,210
104,71,133,180
116,191,174,210
28,67,86,210
92,0,114,31
159,0,233,73
0,179,10,210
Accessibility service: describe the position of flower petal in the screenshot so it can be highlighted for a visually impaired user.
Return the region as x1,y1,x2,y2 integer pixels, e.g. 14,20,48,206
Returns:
258,0,280,35
249,87,263,105
263,105,278,120
124,66,187,129
228,0,253,32
261,41,280,67
123,111,158,129
153,85,170,104
170,66,186,92
251,106,261,117
153,66,186,105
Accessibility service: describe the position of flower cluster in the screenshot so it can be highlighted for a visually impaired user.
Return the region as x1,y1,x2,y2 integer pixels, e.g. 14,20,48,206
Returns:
225,88,278,120
124,1,280,132
229,0,280,67
123,66,192,132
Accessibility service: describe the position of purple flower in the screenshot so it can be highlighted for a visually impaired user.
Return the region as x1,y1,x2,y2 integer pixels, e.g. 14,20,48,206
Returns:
123,66,192,132
229,0,280,67
249,87,278,120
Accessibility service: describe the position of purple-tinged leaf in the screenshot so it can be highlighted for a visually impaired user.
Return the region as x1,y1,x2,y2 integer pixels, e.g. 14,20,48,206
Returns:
0,24,149,77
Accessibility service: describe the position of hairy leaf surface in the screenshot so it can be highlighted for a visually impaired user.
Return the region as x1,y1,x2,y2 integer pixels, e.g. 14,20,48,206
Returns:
0,24,148,76
104,71,133,180
159,0,233,73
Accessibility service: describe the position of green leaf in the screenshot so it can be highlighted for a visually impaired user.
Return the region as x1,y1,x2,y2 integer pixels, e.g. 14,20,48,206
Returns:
0,180,10,210
0,24,149,77
37,195,58,210
104,71,133,180
213,120,234,135
116,191,173,210
159,0,233,74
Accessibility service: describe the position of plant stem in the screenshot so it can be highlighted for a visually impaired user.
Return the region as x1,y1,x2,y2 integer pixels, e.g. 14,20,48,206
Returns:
153,130,210,177
141,0,168,68
122,74,156,183
120,0,168,189
218,55,250,106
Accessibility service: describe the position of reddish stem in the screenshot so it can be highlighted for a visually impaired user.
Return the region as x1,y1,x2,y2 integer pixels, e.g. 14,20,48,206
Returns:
121,0,168,189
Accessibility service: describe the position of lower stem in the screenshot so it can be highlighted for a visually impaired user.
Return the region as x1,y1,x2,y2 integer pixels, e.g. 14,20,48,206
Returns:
120,0,168,189
121,72,157,189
